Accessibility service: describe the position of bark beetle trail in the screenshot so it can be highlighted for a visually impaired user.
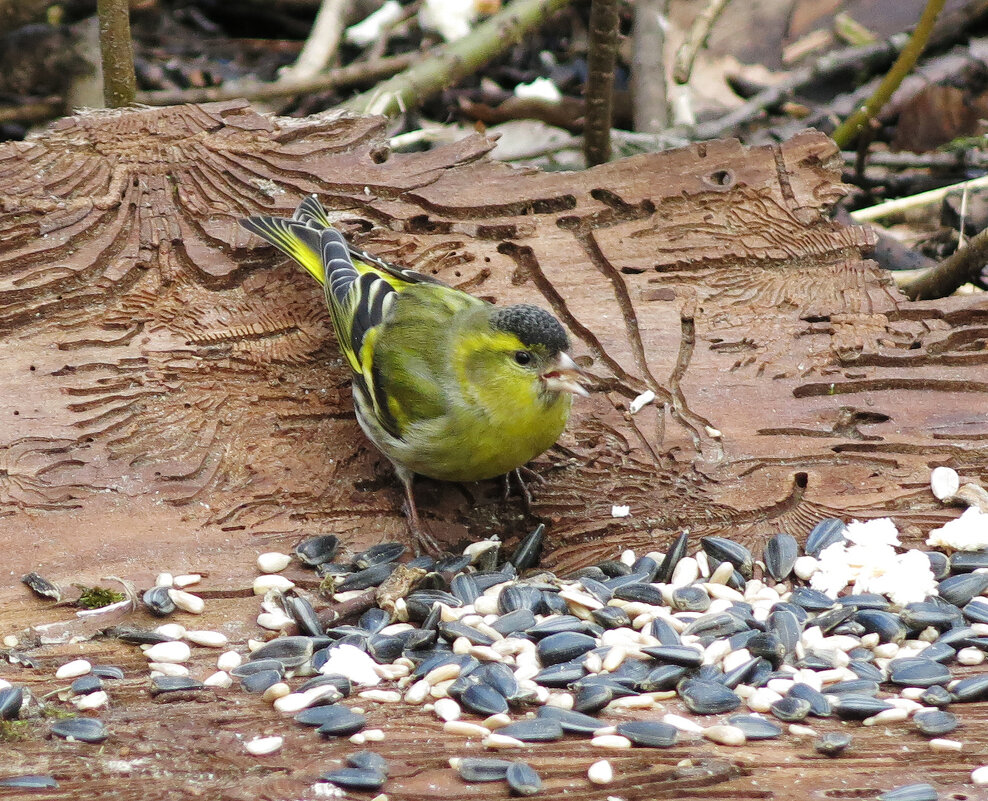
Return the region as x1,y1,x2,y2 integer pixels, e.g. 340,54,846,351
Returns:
0,103,984,565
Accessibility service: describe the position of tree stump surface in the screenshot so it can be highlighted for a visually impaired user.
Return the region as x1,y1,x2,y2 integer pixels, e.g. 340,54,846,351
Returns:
0,101,985,799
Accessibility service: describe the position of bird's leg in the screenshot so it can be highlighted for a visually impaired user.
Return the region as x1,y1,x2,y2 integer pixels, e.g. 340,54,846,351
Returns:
399,471,442,557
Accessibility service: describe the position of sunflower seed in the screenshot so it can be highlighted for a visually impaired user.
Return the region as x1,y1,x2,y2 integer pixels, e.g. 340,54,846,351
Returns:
497,719,563,742
726,714,782,740
679,680,741,715
454,757,514,781
615,720,678,747
506,761,542,796
321,767,386,790
50,717,108,743
814,731,852,756
764,533,799,581
878,784,938,801
510,524,545,571
914,709,958,737
805,518,847,557
700,537,753,578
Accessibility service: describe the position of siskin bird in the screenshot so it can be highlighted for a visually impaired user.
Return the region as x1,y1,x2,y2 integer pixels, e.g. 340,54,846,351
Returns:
240,196,587,553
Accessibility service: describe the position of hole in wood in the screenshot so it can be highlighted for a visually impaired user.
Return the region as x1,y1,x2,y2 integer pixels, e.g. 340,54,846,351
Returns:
705,169,734,188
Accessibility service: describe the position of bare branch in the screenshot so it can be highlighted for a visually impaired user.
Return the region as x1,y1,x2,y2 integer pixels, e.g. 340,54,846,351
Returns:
673,0,731,85
136,54,415,106
631,0,669,132
583,0,620,165
279,0,348,82
831,0,946,148
96,0,136,107
897,224,988,299
343,0,575,117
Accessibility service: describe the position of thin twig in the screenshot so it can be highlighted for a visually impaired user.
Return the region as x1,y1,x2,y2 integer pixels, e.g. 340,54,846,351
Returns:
631,0,669,132
897,223,988,299
959,183,970,247
850,174,988,223
673,0,731,85
136,53,415,106
279,0,347,82
584,0,620,165
96,0,136,107
343,0,575,117
831,0,946,148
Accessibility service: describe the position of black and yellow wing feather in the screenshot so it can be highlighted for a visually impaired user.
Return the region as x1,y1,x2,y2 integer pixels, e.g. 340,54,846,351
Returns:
240,196,454,438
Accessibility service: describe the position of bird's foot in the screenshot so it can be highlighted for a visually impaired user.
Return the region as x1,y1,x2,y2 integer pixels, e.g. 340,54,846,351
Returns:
401,481,443,558
502,466,546,513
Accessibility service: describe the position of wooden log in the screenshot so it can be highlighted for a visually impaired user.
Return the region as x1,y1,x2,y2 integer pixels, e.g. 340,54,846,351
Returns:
0,101,985,799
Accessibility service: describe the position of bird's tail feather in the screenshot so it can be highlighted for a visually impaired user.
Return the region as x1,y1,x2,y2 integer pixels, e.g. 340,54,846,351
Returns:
292,195,334,230
240,214,329,285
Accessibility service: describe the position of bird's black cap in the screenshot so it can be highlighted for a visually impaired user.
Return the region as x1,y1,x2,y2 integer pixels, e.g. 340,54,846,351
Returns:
490,304,569,354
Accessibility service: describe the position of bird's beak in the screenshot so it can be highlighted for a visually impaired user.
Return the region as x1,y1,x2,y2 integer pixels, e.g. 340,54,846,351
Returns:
542,351,590,397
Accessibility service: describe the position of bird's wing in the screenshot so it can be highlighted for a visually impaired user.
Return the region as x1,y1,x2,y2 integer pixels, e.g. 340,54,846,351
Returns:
368,283,483,435
240,197,465,439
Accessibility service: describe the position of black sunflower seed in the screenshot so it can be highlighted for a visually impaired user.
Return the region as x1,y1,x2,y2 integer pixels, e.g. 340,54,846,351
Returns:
321,767,386,791
491,609,536,636
570,682,612,712
888,658,951,688
700,536,753,578
21,572,62,601
455,757,514,782
764,533,799,581
142,586,176,617
0,776,59,789
316,707,367,736
353,542,406,570
950,674,988,703
497,719,564,742
657,532,689,583
939,573,988,607
70,675,103,696
814,731,852,756
295,535,339,566
678,679,741,714
461,683,508,716
878,784,938,801
855,609,907,644
537,632,597,666
340,562,397,592
50,717,108,743
537,705,603,734
948,549,988,574
509,524,545,571
829,694,892,720
913,709,959,737
787,683,831,717
0,687,24,720
727,714,782,740
805,518,847,557
770,696,811,722
499,585,545,615
506,761,542,796
615,720,678,747
642,645,703,667
670,585,710,612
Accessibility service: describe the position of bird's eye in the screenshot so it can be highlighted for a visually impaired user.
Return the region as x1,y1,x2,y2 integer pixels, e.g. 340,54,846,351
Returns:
514,350,532,366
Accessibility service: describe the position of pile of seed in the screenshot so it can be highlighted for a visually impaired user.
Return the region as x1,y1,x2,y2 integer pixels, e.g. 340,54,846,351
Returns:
5,467,988,799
